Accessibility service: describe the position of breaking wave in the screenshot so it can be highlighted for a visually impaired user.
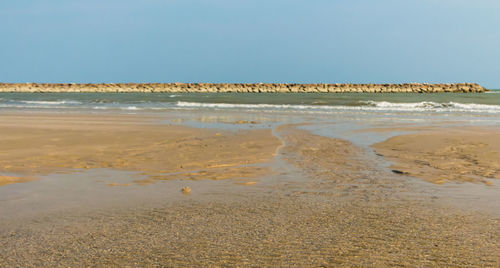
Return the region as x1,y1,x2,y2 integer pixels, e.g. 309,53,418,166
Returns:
0,98,499,114
176,101,500,114
359,101,500,113
19,100,82,105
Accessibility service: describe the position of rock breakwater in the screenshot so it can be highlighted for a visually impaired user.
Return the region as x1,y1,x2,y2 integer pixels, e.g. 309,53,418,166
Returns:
0,83,487,93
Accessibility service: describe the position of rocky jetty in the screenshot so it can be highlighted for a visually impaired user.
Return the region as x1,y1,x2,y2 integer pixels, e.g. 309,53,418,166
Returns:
0,83,487,93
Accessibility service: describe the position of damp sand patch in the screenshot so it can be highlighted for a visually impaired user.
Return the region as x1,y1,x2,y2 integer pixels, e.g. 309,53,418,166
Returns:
0,113,282,186
373,127,500,184
0,176,38,186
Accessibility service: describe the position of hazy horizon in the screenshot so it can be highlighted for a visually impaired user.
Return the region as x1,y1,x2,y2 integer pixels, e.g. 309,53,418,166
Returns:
1,0,499,88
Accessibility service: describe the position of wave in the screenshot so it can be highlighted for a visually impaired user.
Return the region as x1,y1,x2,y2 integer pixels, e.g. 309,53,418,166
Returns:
176,101,500,114
1,99,499,114
19,100,82,105
176,101,326,110
361,101,500,113
0,104,83,109
92,106,142,110
123,106,139,110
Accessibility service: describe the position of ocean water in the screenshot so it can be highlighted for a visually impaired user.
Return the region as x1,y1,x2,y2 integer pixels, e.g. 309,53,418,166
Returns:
1,91,500,115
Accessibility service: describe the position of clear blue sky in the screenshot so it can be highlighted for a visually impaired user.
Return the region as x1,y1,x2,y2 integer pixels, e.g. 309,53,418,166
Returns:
1,0,499,88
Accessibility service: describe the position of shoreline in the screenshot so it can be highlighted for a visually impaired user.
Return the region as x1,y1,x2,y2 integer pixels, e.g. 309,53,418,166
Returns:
0,82,487,93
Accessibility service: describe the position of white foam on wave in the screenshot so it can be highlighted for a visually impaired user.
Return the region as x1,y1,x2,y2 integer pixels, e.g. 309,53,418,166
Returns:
362,101,500,113
1,99,498,114
19,100,82,105
176,101,330,110
176,101,500,114
92,106,142,110
123,106,140,110
0,104,76,109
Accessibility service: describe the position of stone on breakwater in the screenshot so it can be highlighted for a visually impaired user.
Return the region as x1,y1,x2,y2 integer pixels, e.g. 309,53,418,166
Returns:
0,83,487,93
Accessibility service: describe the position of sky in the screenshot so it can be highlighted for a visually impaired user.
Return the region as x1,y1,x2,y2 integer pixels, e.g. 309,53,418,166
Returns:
1,0,499,88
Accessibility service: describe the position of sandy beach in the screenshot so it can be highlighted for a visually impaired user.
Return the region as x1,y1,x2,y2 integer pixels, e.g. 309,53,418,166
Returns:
1,111,499,266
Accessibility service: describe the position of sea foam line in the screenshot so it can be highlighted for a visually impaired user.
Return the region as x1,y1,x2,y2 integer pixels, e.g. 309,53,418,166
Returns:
19,100,82,105
176,101,500,114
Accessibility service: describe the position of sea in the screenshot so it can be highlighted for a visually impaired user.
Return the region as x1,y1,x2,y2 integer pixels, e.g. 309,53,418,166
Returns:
2,91,499,143
1,91,500,113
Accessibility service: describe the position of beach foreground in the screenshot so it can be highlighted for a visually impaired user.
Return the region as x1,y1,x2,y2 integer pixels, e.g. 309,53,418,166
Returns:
0,112,499,266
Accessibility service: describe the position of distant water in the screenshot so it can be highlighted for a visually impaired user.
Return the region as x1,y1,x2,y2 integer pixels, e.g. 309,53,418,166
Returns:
1,91,500,115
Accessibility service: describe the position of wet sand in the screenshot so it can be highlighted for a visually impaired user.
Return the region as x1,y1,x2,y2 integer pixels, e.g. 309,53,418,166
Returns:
1,113,499,266
0,113,280,185
0,175,38,186
372,127,500,185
